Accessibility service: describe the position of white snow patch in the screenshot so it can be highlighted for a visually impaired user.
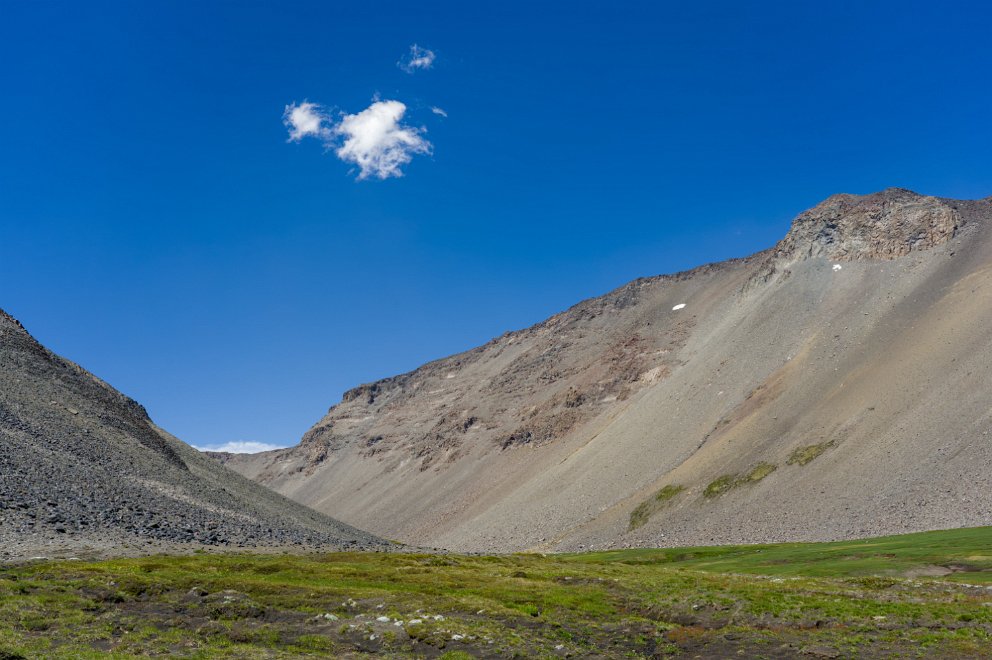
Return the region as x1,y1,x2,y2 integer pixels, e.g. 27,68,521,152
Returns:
832,264,843,271
672,303,686,311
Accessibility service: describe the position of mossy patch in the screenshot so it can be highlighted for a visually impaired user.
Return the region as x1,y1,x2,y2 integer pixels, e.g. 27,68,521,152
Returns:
743,462,777,482
704,463,777,498
629,485,684,530
704,475,738,498
654,484,684,502
787,441,835,466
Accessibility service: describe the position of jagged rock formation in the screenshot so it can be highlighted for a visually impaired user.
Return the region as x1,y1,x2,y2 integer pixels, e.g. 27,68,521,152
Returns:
746,188,963,290
776,188,960,262
0,310,390,561
217,188,992,553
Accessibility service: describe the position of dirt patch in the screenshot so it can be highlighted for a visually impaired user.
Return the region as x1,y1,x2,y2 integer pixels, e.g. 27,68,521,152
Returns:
902,565,954,578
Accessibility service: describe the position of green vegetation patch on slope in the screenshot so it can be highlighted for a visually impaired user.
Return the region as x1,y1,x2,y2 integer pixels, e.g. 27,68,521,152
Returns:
629,484,684,530
742,462,777,482
788,440,836,466
704,462,778,498
703,474,737,498
0,527,990,658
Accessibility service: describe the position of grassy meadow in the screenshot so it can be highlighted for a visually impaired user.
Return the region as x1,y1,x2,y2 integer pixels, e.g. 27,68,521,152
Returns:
1,527,991,658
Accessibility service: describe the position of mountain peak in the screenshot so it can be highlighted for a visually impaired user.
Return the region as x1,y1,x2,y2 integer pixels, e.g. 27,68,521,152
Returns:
774,188,960,262
0,308,25,331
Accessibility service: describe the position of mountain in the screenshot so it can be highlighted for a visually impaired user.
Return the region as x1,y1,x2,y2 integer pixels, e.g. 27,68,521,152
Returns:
0,309,390,561
217,188,992,553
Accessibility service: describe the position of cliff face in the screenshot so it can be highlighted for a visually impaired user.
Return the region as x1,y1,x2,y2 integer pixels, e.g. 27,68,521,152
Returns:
773,188,960,262
746,188,963,291
219,189,992,553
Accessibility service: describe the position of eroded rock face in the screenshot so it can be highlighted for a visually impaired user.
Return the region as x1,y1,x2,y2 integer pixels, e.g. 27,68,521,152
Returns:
286,319,693,476
774,188,960,263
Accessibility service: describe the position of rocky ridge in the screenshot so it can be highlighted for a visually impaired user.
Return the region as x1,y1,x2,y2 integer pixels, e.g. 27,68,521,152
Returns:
0,309,391,561
777,188,961,261
747,188,964,289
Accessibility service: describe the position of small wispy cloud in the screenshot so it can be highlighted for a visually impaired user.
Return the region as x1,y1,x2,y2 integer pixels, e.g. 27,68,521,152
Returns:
283,101,330,142
430,106,448,118
195,440,284,454
398,44,436,73
284,99,431,180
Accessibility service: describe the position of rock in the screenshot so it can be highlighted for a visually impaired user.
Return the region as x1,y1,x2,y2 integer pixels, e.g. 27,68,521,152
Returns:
774,188,960,264
0,308,393,561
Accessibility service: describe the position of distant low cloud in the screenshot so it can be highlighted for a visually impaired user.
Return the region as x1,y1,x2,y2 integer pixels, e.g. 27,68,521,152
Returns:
283,101,329,142
284,99,431,180
195,441,284,454
398,44,436,73
430,106,448,118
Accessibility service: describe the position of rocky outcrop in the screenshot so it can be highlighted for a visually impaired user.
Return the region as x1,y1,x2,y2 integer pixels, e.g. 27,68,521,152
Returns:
744,188,962,290
774,188,960,262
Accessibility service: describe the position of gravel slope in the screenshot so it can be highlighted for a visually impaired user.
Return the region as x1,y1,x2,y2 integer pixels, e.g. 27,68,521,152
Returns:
218,188,992,553
0,310,391,562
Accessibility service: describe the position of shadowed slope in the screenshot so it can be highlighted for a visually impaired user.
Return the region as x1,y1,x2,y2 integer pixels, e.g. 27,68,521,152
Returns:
0,310,390,561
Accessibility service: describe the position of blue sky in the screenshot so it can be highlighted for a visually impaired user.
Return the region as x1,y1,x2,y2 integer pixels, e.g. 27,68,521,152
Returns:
2,1,990,452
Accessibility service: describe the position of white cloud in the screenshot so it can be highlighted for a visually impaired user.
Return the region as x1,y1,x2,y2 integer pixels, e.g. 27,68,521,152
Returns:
430,106,448,118
334,100,431,179
195,441,285,454
398,44,436,73
284,99,431,180
283,101,330,142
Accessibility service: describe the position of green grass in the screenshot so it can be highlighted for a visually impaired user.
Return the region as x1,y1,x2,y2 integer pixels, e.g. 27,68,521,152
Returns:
704,462,778,498
0,526,990,658
788,440,836,465
742,461,777,482
576,525,992,580
629,484,684,530
703,474,737,497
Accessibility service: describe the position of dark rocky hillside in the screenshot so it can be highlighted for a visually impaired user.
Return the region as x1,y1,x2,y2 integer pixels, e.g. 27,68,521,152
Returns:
0,310,389,561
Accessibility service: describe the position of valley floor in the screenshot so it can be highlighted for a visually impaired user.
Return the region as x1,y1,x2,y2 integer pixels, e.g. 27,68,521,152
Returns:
1,526,991,658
